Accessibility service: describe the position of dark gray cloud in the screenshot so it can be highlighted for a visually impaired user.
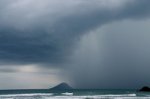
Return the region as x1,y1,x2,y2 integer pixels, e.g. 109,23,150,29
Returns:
0,0,150,66
0,68,17,73
0,0,150,88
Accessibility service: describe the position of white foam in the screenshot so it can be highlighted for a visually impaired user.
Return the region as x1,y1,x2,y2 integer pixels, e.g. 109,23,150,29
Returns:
44,95,150,99
46,94,150,99
0,93,150,99
61,92,73,96
0,93,53,97
97,94,136,97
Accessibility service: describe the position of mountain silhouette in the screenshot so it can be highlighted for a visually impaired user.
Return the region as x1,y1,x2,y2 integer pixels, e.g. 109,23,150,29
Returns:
50,82,73,90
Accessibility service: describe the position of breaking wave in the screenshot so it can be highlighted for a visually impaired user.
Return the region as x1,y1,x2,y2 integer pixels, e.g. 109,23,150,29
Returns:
0,93,150,99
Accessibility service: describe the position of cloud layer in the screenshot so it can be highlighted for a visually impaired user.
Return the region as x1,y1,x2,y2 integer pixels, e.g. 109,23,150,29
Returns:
0,0,139,65
0,0,150,88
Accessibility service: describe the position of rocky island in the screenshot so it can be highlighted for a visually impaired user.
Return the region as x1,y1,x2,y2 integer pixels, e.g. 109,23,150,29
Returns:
139,86,150,92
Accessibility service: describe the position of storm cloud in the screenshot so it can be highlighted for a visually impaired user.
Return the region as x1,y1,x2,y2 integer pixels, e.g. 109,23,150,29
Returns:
0,0,149,65
0,0,150,89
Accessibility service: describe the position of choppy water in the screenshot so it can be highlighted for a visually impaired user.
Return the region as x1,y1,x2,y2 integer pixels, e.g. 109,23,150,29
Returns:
0,89,149,99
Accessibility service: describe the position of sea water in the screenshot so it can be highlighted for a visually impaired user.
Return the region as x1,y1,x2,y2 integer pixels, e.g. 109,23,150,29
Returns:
0,89,149,99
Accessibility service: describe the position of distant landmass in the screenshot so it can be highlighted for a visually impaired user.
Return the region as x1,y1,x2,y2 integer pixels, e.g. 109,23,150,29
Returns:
139,86,150,92
50,82,73,90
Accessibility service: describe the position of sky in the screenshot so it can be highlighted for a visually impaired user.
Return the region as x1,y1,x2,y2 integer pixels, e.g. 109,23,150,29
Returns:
0,0,150,89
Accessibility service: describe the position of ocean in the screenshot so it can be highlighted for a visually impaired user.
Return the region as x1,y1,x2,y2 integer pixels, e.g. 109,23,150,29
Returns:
0,89,149,99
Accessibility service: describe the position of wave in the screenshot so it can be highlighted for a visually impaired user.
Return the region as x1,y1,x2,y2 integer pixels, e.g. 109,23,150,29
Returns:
44,94,149,99
0,93,150,99
97,94,136,97
45,95,149,99
0,93,53,97
61,92,73,96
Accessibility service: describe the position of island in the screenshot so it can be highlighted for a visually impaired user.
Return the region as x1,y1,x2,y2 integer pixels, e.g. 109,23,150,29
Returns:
139,86,150,92
50,82,73,90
